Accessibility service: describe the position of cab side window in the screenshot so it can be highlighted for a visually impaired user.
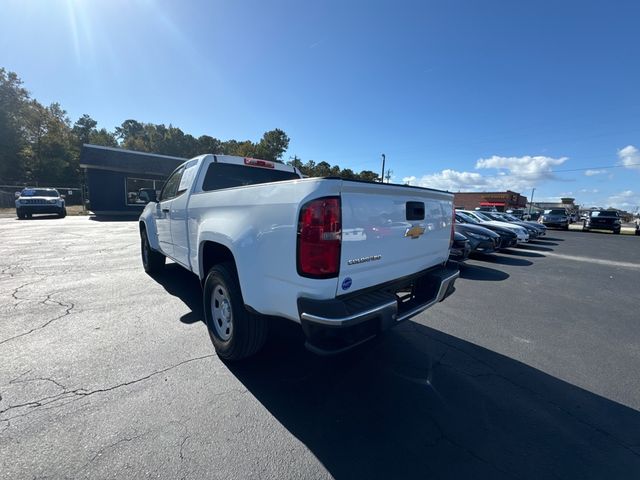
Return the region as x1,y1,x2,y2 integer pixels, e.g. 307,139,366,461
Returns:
159,166,185,202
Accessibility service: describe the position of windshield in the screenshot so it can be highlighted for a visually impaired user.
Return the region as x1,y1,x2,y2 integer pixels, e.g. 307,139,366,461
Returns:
471,211,492,221
456,212,478,224
590,210,618,217
544,209,566,215
21,188,59,198
485,212,507,221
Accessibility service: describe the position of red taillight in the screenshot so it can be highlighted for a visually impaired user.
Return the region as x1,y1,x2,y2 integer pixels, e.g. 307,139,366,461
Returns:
297,197,341,278
244,158,275,168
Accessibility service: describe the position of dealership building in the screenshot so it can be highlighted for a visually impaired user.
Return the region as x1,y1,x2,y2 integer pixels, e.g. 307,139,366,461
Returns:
80,144,185,216
453,190,528,212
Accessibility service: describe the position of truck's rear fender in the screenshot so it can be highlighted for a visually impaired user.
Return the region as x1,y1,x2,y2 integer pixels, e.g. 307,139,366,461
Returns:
139,204,160,251
198,238,236,283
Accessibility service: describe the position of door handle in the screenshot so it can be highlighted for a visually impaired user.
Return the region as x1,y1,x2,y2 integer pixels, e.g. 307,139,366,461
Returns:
162,208,170,213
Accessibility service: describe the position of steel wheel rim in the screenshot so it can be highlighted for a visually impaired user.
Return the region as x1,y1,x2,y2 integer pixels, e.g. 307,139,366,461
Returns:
211,283,233,341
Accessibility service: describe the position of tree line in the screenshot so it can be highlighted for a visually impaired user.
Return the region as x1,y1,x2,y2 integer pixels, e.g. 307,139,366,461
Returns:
0,68,380,186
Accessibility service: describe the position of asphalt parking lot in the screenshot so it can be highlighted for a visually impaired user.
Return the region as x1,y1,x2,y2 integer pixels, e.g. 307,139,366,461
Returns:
1,216,639,479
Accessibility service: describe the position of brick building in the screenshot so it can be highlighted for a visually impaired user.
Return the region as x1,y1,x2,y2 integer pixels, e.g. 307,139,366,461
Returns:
453,190,528,211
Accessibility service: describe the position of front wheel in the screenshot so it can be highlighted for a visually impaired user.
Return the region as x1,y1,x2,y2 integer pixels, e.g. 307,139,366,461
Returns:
140,228,165,274
16,210,25,220
203,263,267,361
58,208,67,218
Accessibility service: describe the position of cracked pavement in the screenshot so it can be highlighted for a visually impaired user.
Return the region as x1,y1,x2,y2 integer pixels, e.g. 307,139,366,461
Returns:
1,217,640,479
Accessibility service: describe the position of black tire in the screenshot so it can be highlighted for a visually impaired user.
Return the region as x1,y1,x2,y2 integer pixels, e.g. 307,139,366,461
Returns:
58,208,67,218
203,262,267,361
614,229,621,235
140,227,165,274
16,210,25,220
563,225,569,231
26,213,32,219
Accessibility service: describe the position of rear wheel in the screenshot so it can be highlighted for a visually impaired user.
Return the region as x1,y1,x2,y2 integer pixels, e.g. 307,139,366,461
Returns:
140,227,165,274
203,262,267,361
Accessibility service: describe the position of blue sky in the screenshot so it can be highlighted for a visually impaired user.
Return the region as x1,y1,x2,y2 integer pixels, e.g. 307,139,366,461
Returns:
2,0,639,210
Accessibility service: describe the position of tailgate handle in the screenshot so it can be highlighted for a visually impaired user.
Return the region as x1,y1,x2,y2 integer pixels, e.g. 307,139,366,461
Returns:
406,202,425,221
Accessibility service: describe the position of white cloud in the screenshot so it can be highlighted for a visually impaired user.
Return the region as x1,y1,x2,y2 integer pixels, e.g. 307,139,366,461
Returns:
402,176,416,185
606,190,639,211
618,145,640,170
584,169,606,176
409,155,568,192
579,188,599,194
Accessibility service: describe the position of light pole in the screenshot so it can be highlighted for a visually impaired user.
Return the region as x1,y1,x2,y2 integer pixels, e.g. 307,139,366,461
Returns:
529,187,536,216
380,154,385,183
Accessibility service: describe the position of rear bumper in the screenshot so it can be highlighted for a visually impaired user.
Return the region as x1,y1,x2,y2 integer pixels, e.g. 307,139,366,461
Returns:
584,223,619,231
298,264,459,354
541,221,568,228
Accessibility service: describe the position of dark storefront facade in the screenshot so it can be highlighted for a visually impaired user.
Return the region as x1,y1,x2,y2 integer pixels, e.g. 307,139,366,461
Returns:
80,145,185,216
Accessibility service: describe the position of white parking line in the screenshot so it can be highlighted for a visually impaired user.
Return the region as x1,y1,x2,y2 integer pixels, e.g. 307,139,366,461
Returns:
515,249,640,269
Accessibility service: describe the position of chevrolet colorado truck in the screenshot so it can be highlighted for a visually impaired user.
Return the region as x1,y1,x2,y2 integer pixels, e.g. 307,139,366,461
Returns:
139,154,458,360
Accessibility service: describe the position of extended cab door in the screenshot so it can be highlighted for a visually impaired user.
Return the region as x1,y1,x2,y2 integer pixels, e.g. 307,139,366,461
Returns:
155,164,185,259
169,159,199,267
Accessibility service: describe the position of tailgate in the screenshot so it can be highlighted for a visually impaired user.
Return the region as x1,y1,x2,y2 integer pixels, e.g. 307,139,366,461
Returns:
338,181,453,296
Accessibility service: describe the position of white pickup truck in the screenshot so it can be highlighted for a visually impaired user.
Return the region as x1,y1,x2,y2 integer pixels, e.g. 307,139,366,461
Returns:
139,154,458,360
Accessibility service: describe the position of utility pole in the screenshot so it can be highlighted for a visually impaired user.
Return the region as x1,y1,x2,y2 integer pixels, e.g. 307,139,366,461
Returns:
385,169,393,183
529,187,536,216
380,154,385,183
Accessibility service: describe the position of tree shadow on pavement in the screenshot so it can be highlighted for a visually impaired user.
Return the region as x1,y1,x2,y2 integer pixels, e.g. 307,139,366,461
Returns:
472,254,533,266
516,243,554,252
528,239,559,246
89,215,138,222
150,263,204,324
458,264,509,281
499,249,545,258
227,321,640,480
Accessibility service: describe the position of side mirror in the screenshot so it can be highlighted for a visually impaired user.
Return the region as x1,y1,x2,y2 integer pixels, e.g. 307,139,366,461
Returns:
60,194,66,199
15,191,21,199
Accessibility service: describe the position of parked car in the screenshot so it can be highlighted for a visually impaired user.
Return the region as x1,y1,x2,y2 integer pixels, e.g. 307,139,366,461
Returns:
449,232,471,262
482,212,541,239
454,221,500,254
455,212,518,249
15,188,67,219
139,154,459,359
491,212,547,237
459,210,530,243
539,209,569,230
583,210,622,234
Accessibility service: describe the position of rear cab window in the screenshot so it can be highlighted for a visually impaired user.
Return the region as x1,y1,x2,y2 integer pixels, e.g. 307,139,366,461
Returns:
202,162,300,191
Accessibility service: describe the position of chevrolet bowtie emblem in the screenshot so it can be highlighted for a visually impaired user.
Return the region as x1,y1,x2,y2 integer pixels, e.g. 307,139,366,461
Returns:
404,225,425,239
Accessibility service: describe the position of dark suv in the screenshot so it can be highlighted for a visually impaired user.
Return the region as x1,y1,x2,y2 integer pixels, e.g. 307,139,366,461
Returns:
583,210,621,234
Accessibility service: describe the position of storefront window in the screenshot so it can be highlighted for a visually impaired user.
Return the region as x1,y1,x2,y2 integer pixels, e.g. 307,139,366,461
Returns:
126,178,163,205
